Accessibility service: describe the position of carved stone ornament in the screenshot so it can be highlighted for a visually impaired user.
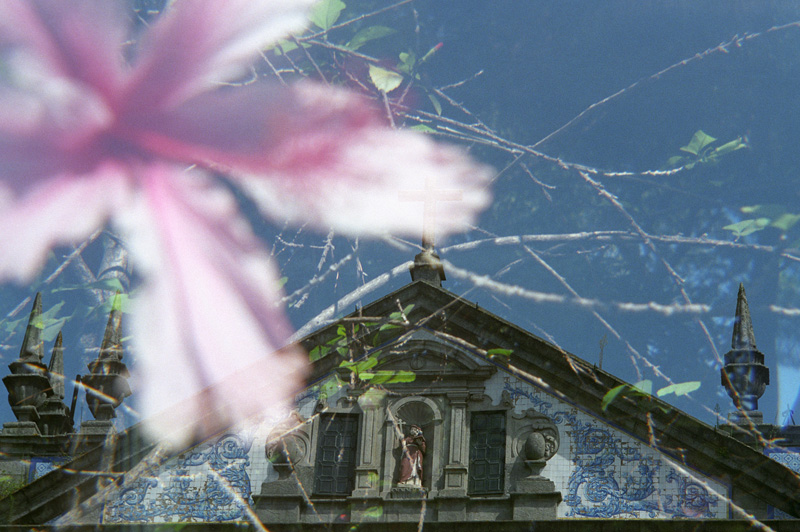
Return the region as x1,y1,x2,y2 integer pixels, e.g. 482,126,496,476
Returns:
523,428,559,462
513,409,560,478
265,412,308,479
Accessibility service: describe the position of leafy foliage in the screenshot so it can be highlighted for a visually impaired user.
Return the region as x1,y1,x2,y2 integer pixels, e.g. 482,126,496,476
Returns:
664,130,748,170
723,204,800,245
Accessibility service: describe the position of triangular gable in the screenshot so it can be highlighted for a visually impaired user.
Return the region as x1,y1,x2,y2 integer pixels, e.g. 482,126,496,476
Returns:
2,281,800,525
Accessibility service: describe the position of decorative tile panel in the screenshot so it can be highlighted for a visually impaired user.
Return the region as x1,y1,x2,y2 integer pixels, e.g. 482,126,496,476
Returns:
103,431,253,523
492,374,725,518
99,355,736,522
28,457,67,482
766,447,800,519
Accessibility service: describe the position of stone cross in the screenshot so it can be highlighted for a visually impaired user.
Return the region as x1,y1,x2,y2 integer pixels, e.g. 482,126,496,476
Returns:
399,176,463,249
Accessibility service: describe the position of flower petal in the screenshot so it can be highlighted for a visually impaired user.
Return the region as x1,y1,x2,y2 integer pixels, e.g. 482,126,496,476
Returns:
0,0,125,100
121,165,307,447
0,162,131,282
119,82,492,239
125,0,315,109
0,79,113,184
245,127,493,238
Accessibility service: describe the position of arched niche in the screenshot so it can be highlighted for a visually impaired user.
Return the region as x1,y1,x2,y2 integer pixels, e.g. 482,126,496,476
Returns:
383,395,444,497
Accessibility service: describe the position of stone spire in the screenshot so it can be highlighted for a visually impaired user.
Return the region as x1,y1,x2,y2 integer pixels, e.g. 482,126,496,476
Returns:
731,283,757,350
47,332,65,400
2,294,51,434
98,298,124,362
721,283,770,424
38,331,72,435
19,293,44,363
81,296,131,431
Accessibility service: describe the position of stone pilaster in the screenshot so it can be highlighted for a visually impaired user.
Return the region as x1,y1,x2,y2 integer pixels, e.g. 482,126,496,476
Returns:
440,392,469,498
351,399,382,500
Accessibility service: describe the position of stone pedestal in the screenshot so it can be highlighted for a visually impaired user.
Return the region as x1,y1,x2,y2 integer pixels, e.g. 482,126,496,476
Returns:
252,490,305,523
728,410,764,425
512,476,562,520
351,467,380,498
1,420,40,436
440,464,468,497
38,398,70,436
508,450,562,520
78,419,115,435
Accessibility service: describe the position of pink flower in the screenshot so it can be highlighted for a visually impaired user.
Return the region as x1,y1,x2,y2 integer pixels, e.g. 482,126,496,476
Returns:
0,0,491,446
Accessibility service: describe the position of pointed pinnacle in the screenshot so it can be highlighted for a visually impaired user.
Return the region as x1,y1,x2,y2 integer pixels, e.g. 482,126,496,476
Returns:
47,331,65,399
732,283,757,350
99,294,123,361
19,293,44,362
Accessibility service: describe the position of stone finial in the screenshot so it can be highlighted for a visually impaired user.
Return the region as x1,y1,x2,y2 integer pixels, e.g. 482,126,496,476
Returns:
47,331,65,400
732,283,757,350
3,295,51,432
721,283,770,421
38,331,72,435
409,246,446,287
19,293,44,363
82,296,131,423
99,297,124,362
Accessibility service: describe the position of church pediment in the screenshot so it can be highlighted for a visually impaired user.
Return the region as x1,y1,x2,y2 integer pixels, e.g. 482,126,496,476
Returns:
3,281,800,525
372,338,496,385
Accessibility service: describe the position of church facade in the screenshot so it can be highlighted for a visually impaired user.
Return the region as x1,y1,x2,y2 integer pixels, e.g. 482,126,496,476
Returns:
0,250,799,527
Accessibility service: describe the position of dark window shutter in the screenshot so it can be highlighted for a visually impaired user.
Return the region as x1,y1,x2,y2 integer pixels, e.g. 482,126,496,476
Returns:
468,411,506,494
314,414,359,496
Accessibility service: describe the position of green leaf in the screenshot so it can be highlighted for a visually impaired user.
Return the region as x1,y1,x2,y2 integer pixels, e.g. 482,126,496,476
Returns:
680,130,717,156
346,26,396,51
397,51,415,74
309,0,346,31
386,370,416,383
53,277,125,293
771,213,800,232
428,93,442,115
35,301,70,342
602,384,627,412
362,505,384,519
713,137,747,156
320,377,341,399
355,356,378,372
656,381,701,397
632,379,652,395
723,218,770,237
368,65,403,93
95,293,130,315
410,124,436,133
358,387,387,408
741,204,785,217
309,345,329,361
268,39,300,55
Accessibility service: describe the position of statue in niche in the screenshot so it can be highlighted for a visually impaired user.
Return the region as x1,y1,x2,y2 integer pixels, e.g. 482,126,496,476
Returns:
397,425,426,487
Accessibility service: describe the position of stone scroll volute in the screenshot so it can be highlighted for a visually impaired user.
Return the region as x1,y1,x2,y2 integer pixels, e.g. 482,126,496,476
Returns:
265,412,310,480
511,408,559,478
